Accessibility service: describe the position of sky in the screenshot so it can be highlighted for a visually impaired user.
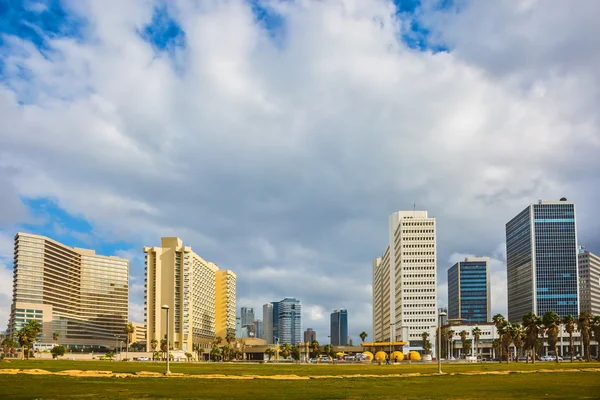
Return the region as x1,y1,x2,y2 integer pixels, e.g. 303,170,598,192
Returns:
1,0,599,344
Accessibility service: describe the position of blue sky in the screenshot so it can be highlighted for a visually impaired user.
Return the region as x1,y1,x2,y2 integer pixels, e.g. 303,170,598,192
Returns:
1,0,599,342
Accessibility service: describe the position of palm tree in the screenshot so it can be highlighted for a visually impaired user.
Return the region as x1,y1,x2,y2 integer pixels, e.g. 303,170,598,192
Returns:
16,320,42,360
264,348,275,361
160,338,168,360
279,343,293,359
562,315,576,362
492,314,505,362
492,339,501,360
359,332,368,343
310,340,320,358
459,330,468,359
522,312,542,364
323,344,334,359
124,323,135,361
448,329,455,359
577,312,592,361
52,332,59,344
193,343,204,361
498,321,513,364
471,327,482,358
542,311,561,363
150,339,158,360
511,323,525,362
592,316,600,362
214,336,223,346
210,347,222,361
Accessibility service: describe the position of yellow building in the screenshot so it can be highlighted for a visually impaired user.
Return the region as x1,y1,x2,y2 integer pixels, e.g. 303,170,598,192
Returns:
130,322,147,344
8,233,129,348
144,237,236,352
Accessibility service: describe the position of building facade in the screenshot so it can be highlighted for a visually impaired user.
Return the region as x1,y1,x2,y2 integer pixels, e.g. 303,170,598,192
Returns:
330,309,348,346
130,322,147,344
241,307,255,328
255,319,263,339
278,298,302,345
447,257,491,323
262,303,274,344
579,247,600,315
144,237,236,352
372,211,438,352
7,233,129,348
506,199,579,321
304,328,316,343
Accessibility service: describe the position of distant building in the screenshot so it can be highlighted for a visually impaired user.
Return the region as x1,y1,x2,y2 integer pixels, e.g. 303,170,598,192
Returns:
330,309,348,346
241,307,255,327
236,316,242,337
579,247,600,315
263,303,274,344
130,322,146,344
348,336,353,346
304,328,316,343
278,298,302,345
448,258,491,323
255,319,264,339
7,233,128,349
438,307,448,326
506,199,579,321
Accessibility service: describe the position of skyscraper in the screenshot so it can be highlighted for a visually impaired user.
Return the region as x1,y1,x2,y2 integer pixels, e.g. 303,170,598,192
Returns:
330,309,348,346
241,307,255,327
262,303,274,344
278,297,302,345
144,237,236,352
372,210,437,351
304,328,316,343
255,319,264,339
447,257,491,323
578,247,600,315
7,233,129,348
506,199,579,321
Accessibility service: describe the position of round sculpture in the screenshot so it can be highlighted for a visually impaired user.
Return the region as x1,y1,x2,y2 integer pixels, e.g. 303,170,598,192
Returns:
391,351,404,361
375,351,388,361
362,351,374,361
408,351,421,361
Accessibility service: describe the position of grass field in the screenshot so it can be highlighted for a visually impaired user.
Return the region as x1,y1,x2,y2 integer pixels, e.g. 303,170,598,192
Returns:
1,360,599,399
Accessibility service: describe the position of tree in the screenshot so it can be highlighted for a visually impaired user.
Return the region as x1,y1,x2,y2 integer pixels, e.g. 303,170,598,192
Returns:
52,332,59,343
214,336,223,346
492,339,501,360
447,329,455,358
471,327,482,358
522,312,542,364
185,352,193,362
193,344,205,361
210,347,222,361
592,316,600,362
16,320,42,360
359,332,368,343
323,344,335,359
160,338,168,360
562,314,576,363
577,312,592,362
542,310,561,363
422,332,431,355
264,348,275,361
511,323,525,362
291,346,300,361
492,314,505,363
124,323,135,362
498,321,513,364
2,336,17,359
279,343,293,359
463,339,472,355
310,340,320,358
51,345,66,359
458,330,468,358
150,339,158,360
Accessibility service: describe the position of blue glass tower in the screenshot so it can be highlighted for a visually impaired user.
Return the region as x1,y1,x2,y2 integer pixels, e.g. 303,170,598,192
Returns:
447,258,490,323
506,199,579,321
330,309,348,345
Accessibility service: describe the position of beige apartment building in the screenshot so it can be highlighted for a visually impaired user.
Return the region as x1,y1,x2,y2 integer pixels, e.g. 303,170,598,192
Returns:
130,322,147,344
7,233,129,348
144,237,236,353
579,247,600,315
372,211,438,353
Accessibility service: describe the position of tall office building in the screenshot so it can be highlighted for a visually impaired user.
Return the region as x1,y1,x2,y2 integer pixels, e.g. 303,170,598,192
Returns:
255,319,264,339
578,247,600,315
241,307,255,328
144,237,236,352
447,257,491,323
278,297,302,345
372,211,437,350
262,303,274,344
506,199,579,321
330,309,348,346
7,233,129,348
304,328,316,343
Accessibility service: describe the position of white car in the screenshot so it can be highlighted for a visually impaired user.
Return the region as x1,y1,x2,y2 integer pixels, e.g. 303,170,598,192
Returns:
136,356,150,361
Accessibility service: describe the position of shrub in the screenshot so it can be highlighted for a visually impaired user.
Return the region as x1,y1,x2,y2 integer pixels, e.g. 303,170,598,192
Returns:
51,346,66,359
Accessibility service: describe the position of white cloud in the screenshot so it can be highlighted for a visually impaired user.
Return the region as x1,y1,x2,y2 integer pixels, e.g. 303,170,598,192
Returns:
129,302,145,324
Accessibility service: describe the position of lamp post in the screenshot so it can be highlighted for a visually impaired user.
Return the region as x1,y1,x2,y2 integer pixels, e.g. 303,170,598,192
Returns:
438,311,447,374
114,335,119,361
162,305,171,375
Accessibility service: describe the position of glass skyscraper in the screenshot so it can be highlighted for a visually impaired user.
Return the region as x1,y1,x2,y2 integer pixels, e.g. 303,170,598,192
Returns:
278,298,302,345
506,199,579,321
447,258,490,323
330,309,348,345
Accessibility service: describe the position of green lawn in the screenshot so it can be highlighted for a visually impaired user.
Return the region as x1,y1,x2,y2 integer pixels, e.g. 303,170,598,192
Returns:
1,359,599,376
0,371,599,399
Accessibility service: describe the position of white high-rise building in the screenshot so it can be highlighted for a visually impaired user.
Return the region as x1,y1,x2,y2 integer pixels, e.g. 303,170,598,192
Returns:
372,211,437,354
262,303,274,344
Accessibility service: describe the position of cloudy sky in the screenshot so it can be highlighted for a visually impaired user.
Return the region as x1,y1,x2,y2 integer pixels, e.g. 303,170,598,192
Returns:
1,0,599,343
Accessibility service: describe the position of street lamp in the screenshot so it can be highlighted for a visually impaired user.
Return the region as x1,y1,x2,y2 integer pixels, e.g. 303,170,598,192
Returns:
438,311,447,374
114,335,119,360
162,305,171,375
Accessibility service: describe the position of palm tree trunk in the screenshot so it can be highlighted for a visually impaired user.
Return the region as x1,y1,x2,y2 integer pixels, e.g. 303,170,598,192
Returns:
554,343,558,363
126,336,129,361
570,335,573,363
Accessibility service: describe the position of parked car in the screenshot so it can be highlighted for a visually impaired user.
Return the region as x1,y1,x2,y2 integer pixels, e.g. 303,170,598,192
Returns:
136,356,150,361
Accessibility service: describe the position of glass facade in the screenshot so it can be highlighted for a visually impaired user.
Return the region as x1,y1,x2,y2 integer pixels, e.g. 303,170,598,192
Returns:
506,201,579,321
532,203,578,318
447,259,489,323
330,309,348,346
278,298,302,345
